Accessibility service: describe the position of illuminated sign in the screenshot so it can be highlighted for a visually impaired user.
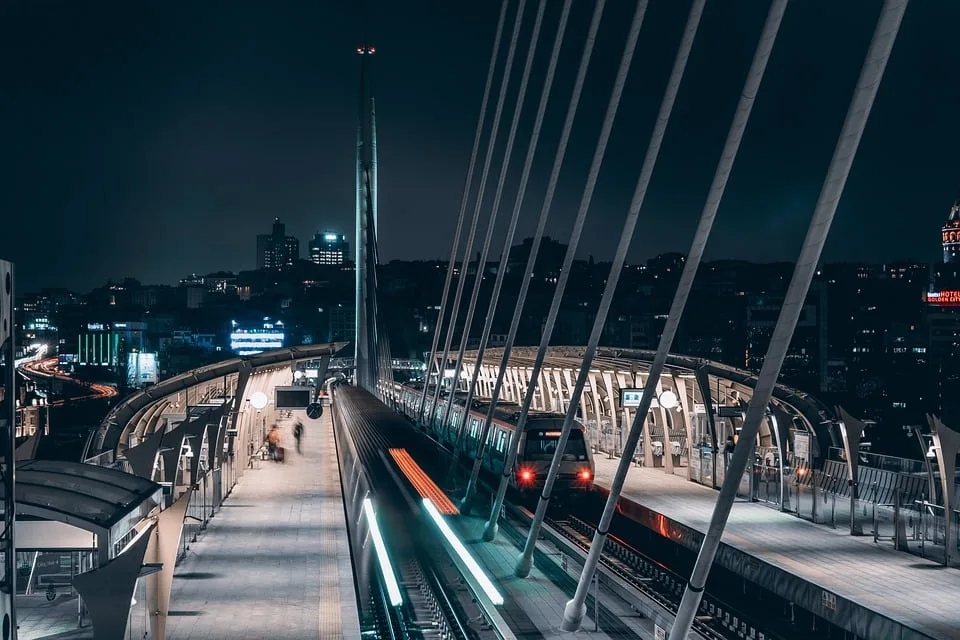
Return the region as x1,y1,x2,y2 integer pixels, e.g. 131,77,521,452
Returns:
621,389,643,407
925,290,960,305
87,323,105,331
620,388,663,409
324,233,338,241
229,329,284,355
126,352,158,387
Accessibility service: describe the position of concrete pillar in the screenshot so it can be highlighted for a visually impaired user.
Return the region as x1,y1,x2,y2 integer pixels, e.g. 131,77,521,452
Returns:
540,368,554,411
73,523,155,640
601,371,618,448
586,372,604,451
836,406,865,535
124,429,165,480
673,376,695,480
927,414,960,566
146,489,193,639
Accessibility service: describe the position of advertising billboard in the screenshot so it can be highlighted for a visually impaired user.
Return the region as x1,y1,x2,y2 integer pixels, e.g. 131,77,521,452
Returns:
229,329,284,355
126,352,158,387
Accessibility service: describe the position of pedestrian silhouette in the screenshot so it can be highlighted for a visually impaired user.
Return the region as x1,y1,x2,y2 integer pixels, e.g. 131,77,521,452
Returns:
293,420,304,455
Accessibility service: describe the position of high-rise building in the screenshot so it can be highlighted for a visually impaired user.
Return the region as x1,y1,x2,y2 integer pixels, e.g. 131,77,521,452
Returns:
256,218,300,271
942,193,960,264
309,231,349,265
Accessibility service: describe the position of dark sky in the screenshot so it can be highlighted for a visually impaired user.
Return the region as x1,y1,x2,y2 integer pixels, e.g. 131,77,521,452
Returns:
2,1,958,293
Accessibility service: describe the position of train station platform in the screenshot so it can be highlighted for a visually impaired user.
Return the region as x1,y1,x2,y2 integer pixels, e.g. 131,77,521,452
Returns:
127,407,360,639
592,455,960,640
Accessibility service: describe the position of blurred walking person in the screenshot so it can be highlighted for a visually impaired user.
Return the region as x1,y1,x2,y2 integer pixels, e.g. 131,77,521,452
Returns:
267,425,283,462
293,420,304,455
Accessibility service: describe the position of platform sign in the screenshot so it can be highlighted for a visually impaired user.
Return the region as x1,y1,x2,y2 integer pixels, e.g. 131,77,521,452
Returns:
306,402,323,420
654,624,666,640
717,406,743,418
620,389,661,409
275,386,312,409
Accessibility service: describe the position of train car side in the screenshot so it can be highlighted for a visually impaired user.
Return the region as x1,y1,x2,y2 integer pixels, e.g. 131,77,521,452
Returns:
395,381,594,495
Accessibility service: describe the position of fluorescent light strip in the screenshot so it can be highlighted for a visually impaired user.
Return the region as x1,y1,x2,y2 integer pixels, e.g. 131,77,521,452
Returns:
422,498,505,606
363,498,403,607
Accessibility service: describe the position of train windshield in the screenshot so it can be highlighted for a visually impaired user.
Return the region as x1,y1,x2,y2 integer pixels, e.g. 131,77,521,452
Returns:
524,429,588,461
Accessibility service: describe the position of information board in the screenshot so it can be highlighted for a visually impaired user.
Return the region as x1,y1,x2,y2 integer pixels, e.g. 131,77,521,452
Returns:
275,386,312,409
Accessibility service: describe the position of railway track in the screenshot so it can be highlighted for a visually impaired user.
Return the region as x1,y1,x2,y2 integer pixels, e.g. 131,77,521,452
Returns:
390,390,793,640
533,508,782,640
334,386,505,640
342,387,793,640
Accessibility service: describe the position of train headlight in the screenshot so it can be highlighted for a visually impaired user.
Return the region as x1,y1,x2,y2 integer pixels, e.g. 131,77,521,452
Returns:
519,469,534,484
579,469,592,481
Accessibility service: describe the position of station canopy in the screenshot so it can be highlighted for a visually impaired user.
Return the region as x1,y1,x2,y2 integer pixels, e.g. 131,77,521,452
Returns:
16,459,162,536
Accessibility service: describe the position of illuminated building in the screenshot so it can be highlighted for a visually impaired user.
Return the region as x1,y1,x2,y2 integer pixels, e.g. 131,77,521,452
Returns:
925,191,960,421
256,218,300,271
58,321,147,378
746,283,828,392
309,231,349,265
942,194,960,263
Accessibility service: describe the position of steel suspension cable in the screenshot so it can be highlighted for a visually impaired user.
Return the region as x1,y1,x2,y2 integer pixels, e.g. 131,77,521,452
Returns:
481,0,607,540
562,0,789,627
441,0,548,456
524,0,707,590
428,0,528,431
672,2,907,635
416,0,510,426
493,0,651,577
456,0,576,511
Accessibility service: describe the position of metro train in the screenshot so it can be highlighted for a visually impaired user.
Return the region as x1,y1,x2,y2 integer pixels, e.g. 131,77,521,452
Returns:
392,381,594,495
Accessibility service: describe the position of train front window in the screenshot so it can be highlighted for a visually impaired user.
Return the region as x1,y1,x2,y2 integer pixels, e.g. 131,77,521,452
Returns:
524,430,588,461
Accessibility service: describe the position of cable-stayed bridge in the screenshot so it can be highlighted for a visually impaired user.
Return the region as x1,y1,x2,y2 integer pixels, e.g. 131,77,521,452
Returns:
358,1,960,639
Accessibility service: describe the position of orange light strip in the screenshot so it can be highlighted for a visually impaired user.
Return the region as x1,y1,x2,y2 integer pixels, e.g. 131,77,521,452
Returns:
388,448,459,515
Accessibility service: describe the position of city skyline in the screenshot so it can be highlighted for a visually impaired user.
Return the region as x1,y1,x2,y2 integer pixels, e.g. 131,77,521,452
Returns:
2,2,959,293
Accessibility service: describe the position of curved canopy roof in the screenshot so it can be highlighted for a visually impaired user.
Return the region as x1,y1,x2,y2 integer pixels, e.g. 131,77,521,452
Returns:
95,341,347,454
17,459,162,533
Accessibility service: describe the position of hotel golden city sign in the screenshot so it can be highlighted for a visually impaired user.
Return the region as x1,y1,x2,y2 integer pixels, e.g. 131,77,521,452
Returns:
925,290,960,305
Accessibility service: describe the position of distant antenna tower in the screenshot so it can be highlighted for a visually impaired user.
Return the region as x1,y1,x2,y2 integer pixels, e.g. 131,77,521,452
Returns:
355,45,379,390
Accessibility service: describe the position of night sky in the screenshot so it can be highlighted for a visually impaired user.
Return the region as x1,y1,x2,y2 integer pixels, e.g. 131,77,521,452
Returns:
2,1,959,293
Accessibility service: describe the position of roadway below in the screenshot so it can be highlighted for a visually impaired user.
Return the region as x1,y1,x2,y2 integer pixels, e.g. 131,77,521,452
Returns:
20,357,118,405
18,356,119,460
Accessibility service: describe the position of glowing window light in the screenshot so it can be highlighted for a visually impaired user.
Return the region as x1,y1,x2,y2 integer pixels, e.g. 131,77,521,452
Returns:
422,498,504,606
363,498,402,607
